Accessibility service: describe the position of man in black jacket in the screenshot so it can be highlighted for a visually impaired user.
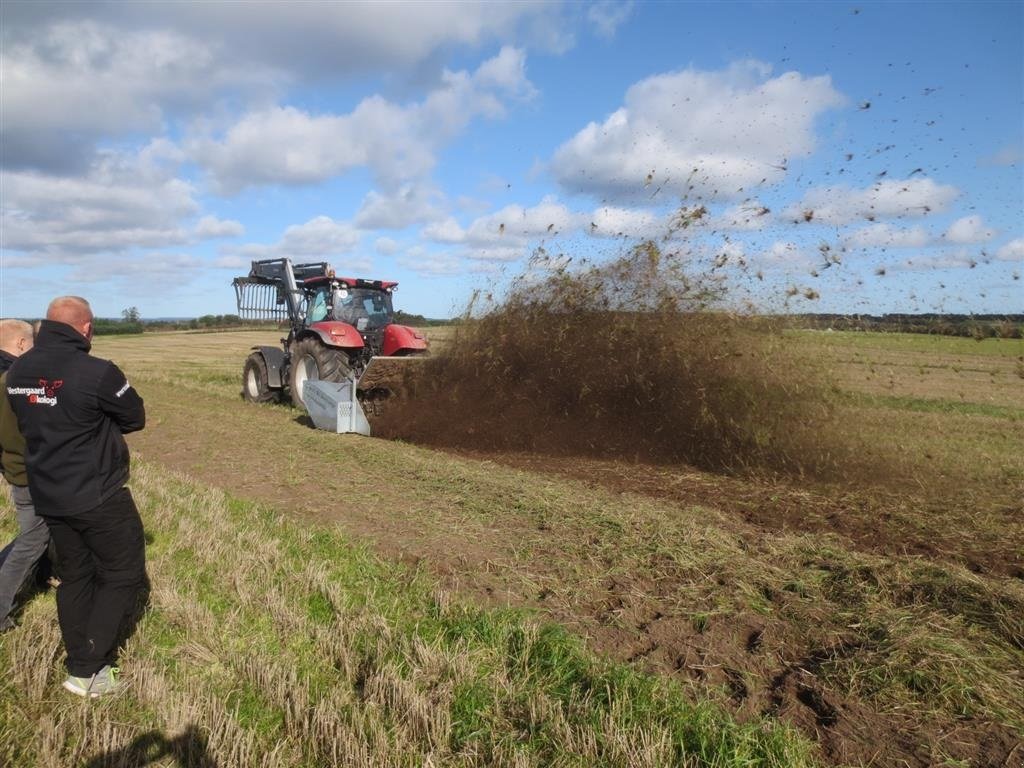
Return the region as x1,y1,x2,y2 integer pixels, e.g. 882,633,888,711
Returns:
6,297,146,698
0,318,51,633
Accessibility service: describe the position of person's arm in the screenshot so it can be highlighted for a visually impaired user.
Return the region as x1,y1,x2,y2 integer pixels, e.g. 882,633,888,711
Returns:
97,364,146,434
0,372,11,458
0,373,27,480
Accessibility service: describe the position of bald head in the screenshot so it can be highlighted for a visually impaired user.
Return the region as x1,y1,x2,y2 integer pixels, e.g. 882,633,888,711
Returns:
47,296,94,339
0,318,34,357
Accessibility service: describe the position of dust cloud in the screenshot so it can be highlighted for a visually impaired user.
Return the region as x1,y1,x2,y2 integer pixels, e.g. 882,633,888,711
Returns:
376,241,868,481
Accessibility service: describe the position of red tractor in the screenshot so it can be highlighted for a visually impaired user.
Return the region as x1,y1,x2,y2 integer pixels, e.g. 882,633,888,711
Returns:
233,258,428,408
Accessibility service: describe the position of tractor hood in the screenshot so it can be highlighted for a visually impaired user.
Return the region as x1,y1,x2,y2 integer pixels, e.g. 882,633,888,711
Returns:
309,320,427,357
308,321,364,349
381,324,429,356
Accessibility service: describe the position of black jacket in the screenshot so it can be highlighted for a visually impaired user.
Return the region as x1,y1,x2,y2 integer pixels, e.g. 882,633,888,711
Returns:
5,320,145,516
0,350,18,481
0,349,15,375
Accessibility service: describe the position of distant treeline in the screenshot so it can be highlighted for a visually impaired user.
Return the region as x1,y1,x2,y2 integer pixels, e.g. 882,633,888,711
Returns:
88,314,256,335
143,314,256,332
393,310,452,327
791,314,1024,339
92,318,145,335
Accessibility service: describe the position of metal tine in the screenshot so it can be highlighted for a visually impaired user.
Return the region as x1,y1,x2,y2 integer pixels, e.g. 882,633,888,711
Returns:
234,280,289,321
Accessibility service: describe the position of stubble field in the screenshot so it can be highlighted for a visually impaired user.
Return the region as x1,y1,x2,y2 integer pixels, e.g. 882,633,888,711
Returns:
1,327,1021,767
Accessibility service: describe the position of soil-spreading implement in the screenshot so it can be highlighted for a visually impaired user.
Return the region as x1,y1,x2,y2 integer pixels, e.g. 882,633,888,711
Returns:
232,258,428,417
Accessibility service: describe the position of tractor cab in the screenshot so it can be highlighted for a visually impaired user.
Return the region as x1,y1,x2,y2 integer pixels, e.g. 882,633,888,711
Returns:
302,276,405,364
330,286,392,330
305,279,396,331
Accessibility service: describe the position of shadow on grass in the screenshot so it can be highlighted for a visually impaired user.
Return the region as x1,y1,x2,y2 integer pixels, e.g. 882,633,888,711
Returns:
292,413,315,429
82,724,217,767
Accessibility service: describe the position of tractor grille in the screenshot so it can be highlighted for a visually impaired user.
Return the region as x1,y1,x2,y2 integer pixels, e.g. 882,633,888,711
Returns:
233,278,292,321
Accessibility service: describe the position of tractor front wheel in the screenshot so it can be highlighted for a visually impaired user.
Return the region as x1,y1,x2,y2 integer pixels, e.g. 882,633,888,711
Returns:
242,352,276,403
288,338,353,408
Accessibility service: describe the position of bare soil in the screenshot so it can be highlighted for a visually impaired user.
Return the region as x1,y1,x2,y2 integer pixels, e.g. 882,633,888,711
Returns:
454,451,1024,579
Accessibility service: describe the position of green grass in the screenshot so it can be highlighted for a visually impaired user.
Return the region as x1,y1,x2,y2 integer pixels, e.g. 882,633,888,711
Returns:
2,328,1019,767
843,391,1024,420
0,464,817,768
789,329,1024,358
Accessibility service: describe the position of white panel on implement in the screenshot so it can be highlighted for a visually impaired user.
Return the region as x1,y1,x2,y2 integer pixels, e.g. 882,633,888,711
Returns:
304,379,371,436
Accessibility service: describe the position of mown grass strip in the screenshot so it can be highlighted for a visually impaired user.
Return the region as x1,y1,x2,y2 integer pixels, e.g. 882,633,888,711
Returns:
787,330,1024,358
0,463,818,768
840,391,1024,419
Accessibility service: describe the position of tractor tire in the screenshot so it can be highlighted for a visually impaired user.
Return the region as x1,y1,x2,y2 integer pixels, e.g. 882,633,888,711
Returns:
242,352,276,403
288,337,353,409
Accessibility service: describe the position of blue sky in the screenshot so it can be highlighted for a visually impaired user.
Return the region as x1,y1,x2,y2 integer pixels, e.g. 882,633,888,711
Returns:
1,0,1021,320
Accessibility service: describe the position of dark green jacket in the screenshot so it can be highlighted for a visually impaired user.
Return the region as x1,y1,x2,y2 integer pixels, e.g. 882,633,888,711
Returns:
0,371,28,487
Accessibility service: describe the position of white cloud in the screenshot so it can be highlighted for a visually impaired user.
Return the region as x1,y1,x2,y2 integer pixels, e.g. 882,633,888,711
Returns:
944,215,995,244
766,241,802,261
177,2,564,70
424,197,583,251
784,178,959,226
271,216,361,256
996,237,1024,262
194,216,245,239
588,206,664,238
890,251,977,271
398,248,465,276
0,150,198,259
716,201,773,231
750,240,816,269
0,144,249,267
374,237,400,256
228,216,361,260
212,255,249,269
465,245,527,262
355,184,446,230
586,1,634,39
1,4,564,172
551,60,844,202
719,240,747,261
462,197,581,247
422,217,468,244
3,253,209,307
191,47,536,193
65,253,205,284
0,20,277,173
843,223,931,249
473,45,538,98
420,199,669,265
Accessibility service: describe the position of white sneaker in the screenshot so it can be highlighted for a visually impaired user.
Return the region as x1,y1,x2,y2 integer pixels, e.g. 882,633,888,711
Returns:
62,665,120,698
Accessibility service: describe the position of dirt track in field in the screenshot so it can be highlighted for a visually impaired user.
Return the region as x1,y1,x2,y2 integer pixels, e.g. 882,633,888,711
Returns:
126,374,1023,768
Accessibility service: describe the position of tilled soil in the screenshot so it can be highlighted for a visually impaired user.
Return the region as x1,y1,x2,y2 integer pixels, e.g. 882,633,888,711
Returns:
455,451,1024,579
127,380,1023,768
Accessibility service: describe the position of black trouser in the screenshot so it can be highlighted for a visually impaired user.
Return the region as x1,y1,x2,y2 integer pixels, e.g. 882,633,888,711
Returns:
43,488,146,677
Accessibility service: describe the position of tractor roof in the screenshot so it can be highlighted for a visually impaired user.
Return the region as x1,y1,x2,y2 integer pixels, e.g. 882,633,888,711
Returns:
302,275,398,291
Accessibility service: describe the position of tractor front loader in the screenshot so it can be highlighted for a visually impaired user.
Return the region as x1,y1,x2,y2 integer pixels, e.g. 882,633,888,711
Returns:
232,258,428,415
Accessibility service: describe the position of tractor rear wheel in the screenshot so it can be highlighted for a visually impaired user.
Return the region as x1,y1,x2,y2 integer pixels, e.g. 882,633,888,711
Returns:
288,337,353,408
242,352,276,403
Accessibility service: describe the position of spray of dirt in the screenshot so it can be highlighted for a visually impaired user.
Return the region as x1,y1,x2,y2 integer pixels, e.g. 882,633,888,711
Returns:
376,241,878,481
